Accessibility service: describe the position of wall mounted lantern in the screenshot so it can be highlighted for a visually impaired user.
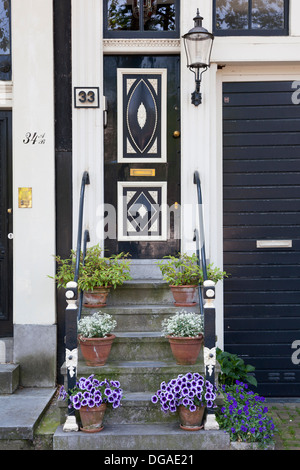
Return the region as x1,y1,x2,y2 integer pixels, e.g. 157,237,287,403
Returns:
182,9,214,106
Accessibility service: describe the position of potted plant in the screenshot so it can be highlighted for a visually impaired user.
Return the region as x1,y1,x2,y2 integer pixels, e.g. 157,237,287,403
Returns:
78,312,117,366
156,253,227,306
59,374,124,433
50,244,132,307
216,380,276,449
161,310,204,365
151,372,217,430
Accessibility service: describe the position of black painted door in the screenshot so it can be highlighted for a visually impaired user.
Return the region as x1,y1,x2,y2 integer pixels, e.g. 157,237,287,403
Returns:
0,111,12,336
104,55,180,258
223,81,300,397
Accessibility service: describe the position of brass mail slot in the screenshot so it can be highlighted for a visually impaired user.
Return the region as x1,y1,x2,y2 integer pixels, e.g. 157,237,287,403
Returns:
130,168,155,177
256,240,292,248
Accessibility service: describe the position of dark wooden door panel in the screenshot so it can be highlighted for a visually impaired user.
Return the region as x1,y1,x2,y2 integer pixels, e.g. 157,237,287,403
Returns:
223,81,300,397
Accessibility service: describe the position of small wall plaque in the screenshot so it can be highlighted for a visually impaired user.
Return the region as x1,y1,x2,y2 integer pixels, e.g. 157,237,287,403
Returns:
74,87,99,108
18,187,32,208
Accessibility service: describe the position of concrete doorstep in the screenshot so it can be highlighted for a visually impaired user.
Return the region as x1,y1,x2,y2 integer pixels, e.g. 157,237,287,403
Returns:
0,387,56,448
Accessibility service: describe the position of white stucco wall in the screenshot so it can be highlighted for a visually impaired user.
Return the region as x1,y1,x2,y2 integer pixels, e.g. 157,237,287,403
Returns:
11,0,55,325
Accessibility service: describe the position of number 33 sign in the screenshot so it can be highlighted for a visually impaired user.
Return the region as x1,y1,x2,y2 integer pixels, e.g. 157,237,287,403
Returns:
74,87,99,108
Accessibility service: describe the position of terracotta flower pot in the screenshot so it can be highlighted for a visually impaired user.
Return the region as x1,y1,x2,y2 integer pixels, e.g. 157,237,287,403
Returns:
178,404,205,431
170,285,197,306
83,286,111,307
79,403,107,433
167,334,204,365
78,334,116,366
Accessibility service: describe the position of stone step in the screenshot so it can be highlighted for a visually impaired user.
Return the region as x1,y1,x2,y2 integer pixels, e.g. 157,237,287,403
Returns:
0,387,56,445
81,304,201,332
77,332,204,362
106,280,199,306
0,364,20,394
53,423,230,450
109,332,175,361
59,391,223,426
62,360,205,393
129,260,165,280
59,391,180,425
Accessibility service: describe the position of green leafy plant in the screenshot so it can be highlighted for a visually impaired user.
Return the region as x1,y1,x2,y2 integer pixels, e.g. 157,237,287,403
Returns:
216,347,257,388
216,380,276,449
161,310,203,338
156,253,227,286
78,312,117,338
50,244,131,291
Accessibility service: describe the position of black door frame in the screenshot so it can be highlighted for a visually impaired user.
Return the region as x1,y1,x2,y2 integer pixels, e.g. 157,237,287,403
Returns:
0,111,12,337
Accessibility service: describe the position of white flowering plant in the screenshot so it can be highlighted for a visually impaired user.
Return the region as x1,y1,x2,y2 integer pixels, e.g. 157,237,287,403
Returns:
161,310,204,338
78,312,117,338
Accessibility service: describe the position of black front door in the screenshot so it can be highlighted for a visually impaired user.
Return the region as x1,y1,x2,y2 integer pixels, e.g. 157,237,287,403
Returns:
223,81,300,397
104,55,180,258
0,111,12,336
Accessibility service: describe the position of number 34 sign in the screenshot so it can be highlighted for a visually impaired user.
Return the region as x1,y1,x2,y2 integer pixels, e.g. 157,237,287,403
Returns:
74,87,99,108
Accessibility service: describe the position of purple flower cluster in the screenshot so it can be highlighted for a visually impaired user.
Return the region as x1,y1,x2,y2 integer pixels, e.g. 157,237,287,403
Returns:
151,372,216,413
59,374,123,411
216,380,276,448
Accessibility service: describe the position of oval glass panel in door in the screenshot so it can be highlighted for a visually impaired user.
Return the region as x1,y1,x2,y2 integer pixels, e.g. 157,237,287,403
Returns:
127,78,157,154
118,69,166,162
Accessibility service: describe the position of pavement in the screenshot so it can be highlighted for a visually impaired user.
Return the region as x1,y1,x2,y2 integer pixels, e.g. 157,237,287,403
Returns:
266,400,300,450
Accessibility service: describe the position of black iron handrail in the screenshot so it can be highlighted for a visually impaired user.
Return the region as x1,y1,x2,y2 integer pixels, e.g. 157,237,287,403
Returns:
63,171,90,431
193,170,207,317
193,170,207,281
78,229,90,320
193,170,218,430
74,171,90,283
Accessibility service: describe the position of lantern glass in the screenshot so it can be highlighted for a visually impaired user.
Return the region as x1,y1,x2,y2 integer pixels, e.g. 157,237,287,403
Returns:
183,32,214,69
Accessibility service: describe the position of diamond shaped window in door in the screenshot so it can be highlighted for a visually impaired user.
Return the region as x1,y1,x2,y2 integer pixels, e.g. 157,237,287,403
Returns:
117,68,167,162
118,182,167,241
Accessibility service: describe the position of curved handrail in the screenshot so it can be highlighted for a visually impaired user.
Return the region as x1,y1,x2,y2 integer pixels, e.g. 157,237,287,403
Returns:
78,229,90,320
63,171,90,430
193,170,207,280
74,171,90,283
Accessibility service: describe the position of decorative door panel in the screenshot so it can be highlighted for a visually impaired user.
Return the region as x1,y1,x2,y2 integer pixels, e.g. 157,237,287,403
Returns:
118,181,167,241
117,69,166,162
104,55,180,259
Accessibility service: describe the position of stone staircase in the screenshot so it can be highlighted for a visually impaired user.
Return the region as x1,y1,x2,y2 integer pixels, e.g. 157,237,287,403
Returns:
53,262,230,450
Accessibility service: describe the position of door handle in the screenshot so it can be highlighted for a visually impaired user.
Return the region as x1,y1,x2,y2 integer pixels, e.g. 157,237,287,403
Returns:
256,240,292,248
103,96,108,129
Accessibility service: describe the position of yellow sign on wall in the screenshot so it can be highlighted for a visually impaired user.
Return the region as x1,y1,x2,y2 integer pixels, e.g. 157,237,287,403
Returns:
18,187,32,208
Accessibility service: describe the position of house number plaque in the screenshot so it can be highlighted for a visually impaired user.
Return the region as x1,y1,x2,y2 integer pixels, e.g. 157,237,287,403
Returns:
74,87,99,108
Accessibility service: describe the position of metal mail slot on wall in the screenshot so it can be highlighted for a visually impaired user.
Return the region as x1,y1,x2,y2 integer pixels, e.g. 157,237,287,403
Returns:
256,240,292,249
130,169,155,177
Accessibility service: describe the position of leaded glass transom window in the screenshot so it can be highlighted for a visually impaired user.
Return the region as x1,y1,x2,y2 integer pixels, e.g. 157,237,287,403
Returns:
0,0,10,79
104,0,179,38
213,0,288,36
